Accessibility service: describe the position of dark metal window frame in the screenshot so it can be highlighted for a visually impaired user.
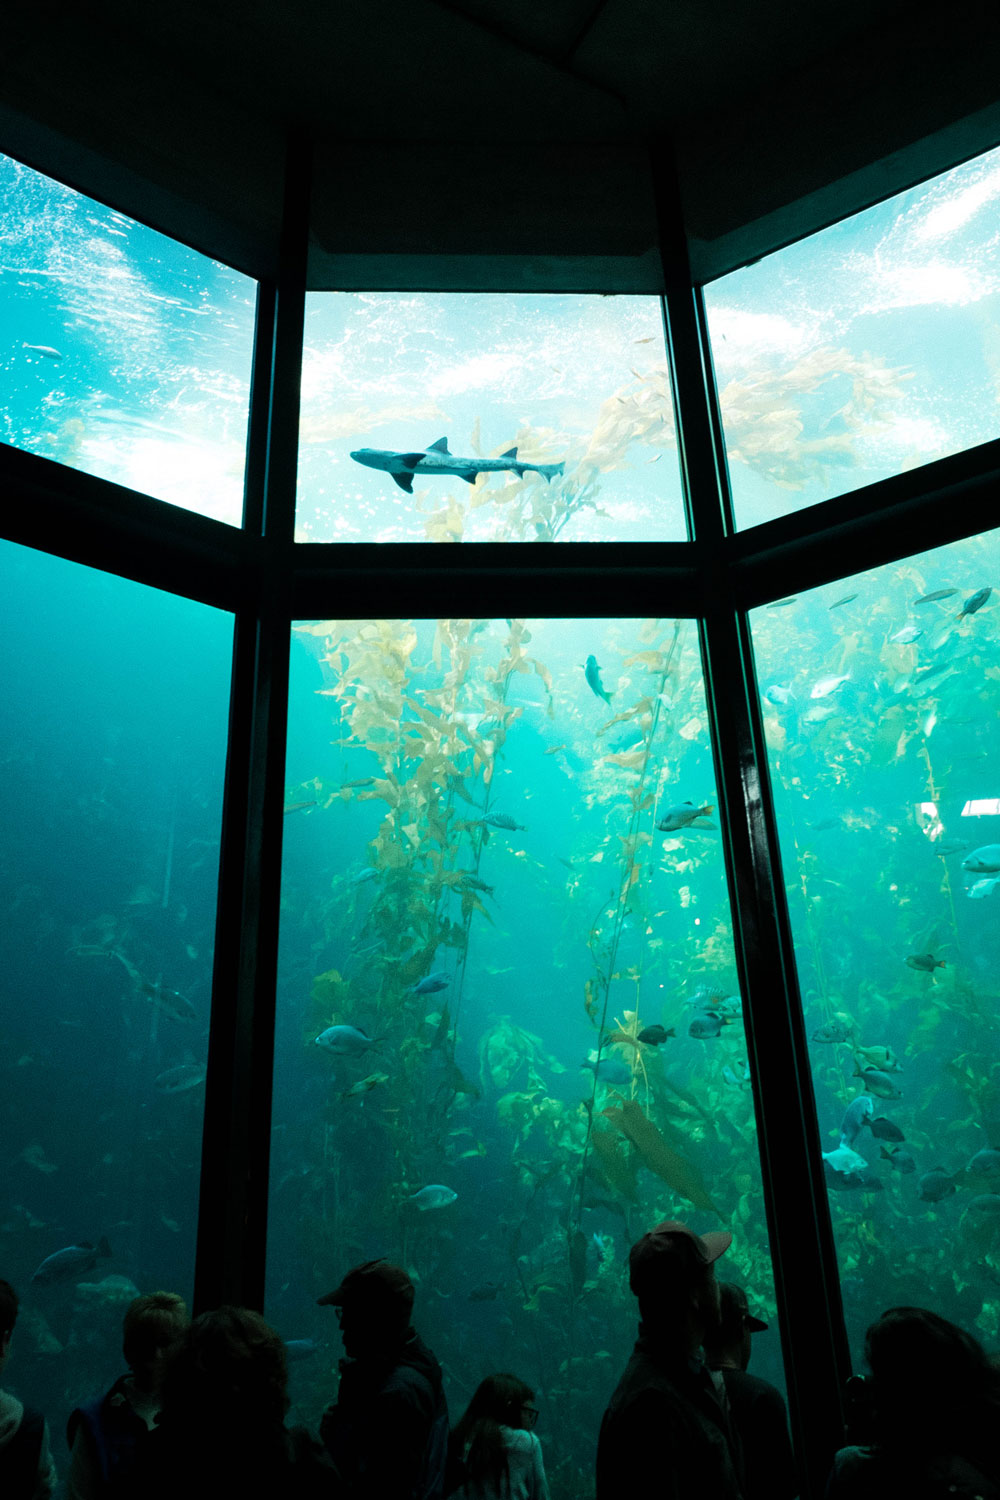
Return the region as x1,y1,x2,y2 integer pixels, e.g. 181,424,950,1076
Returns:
2,141,999,1498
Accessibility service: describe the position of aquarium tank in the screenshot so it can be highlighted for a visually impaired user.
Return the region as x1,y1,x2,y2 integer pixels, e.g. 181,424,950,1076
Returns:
2,127,1000,1500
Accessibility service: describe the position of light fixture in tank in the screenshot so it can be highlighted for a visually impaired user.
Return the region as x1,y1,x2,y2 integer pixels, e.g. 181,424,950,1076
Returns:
917,801,944,840
961,799,1000,817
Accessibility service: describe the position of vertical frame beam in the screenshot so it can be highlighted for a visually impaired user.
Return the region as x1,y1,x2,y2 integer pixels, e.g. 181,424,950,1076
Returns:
651,139,852,1497
194,135,310,1313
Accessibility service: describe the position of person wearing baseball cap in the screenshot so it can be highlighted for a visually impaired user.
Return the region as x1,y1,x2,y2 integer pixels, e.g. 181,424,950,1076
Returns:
596,1221,745,1499
704,1284,798,1500
318,1259,449,1500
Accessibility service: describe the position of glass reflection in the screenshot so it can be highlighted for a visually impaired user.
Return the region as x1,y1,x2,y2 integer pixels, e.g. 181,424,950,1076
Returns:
752,532,1000,1362
270,617,780,1493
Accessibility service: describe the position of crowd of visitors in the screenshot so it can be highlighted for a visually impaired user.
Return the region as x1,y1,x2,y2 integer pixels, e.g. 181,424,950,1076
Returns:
2,1221,999,1500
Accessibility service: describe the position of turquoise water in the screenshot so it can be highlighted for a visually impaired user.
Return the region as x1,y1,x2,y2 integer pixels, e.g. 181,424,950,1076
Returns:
296,294,687,543
0,153,255,524
704,142,1000,530
0,539,231,1425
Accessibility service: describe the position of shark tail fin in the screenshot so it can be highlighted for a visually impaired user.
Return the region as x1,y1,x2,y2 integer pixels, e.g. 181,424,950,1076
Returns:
539,462,565,481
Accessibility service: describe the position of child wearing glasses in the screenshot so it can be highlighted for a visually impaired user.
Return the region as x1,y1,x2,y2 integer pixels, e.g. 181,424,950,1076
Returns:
448,1373,549,1499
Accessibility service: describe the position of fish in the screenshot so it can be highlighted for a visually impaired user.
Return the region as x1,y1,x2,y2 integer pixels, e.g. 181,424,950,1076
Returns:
829,594,858,609
32,1237,112,1284
853,1045,902,1073
933,839,968,856
23,343,64,360
636,1025,674,1046
340,1071,388,1100
685,986,734,1011
823,1145,869,1174
966,1149,1000,1177
890,624,923,644
657,802,715,832
154,1063,206,1094
468,1282,502,1302
905,953,946,972
839,1095,874,1147
481,812,526,832
811,1019,852,1043
350,436,564,493
809,817,842,832
283,800,317,814
764,685,794,706
853,1067,902,1101
688,1014,730,1039
869,1117,905,1143
283,1338,319,1360
408,1184,458,1211
583,655,613,705
880,1146,916,1174
350,866,379,886
766,598,798,608
810,674,850,700
138,982,196,1023
411,973,450,995
957,586,991,619
962,846,1000,874
965,1194,1000,1219
913,589,957,604
968,877,1000,899
918,1168,957,1203
458,873,495,896
314,1024,383,1054
823,1163,883,1193
582,1056,632,1085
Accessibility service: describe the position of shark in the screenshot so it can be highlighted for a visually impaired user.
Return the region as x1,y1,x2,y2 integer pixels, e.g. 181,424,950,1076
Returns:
350,436,564,493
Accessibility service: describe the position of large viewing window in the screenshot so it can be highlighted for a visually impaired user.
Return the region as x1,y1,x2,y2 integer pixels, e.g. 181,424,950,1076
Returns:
0,540,232,1414
751,534,1000,1360
295,294,686,543
269,616,781,1460
705,143,1000,531
0,153,256,524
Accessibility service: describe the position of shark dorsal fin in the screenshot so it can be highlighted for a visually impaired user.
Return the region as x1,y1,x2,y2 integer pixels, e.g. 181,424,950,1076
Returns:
501,446,518,459
399,453,425,468
426,437,450,454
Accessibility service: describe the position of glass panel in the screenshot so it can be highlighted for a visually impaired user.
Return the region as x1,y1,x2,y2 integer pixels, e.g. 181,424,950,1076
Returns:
0,541,231,1423
704,143,1000,531
270,616,781,1494
0,152,256,525
295,294,686,542
751,534,1000,1365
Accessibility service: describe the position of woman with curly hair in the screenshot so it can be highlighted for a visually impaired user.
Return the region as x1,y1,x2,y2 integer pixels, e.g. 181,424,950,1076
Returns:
119,1306,337,1499
826,1306,1000,1499
448,1374,549,1500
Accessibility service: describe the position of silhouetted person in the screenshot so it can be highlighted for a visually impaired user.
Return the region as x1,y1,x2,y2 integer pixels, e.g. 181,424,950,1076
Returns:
319,1258,449,1500
826,1306,1000,1499
67,1290,189,1499
120,1305,336,1499
449,1373,549,1500
596,1220,744,1500
703,1282,797,1500
0,1277,57,1498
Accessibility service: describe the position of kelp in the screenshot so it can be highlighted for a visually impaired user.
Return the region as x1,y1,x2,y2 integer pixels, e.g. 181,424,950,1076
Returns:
603,1099,719,1217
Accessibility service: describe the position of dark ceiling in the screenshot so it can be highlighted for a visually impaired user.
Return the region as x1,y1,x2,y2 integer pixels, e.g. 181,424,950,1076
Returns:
4,0,1000,288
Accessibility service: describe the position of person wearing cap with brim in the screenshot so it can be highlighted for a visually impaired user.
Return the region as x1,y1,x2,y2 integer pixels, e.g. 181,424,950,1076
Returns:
318,1259,450,1500
596,1221,745,1500
704,1283,798,1500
